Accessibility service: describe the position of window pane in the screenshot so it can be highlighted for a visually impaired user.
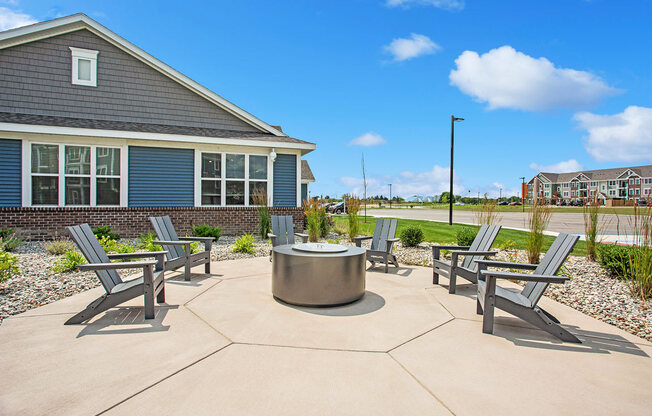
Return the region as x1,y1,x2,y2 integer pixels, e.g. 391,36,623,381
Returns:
65,146,91,175
32,176,58,205
65,177,90,205
201,180,221,205
249,155,267,180
226,154,244,179
226,181,244,205
202,153,221,178
78,58,91,81
249,181,267,205
97,178,120,205
96,148,120,176
32,144,59,174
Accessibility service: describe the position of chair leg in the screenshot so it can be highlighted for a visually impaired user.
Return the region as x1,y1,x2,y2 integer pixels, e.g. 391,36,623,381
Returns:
523,307,581,343
144,267,155,320
433,269,439,285
482,277,496,334
157,285,166,303
476,299,483,315
384,255,389,273
205,258,211,274
184,255,191,281
65,294,117,325
448,269,457,294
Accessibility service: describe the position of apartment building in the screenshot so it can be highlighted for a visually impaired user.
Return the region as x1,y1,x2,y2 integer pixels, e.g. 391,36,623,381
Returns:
527,165,652,204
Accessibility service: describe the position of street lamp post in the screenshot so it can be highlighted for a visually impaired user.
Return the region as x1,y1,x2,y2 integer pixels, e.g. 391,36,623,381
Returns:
520,176,526,213
449,115,464,225
389,184,392,209
499,187,502,201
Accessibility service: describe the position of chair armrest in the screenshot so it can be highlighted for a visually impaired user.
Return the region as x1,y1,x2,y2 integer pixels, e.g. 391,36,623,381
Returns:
475,259,538,270
386,238,400,243
106,251,167,259
295,233,309,243
152,240,192,246
267,233,278,246
432,245,471,251
450,250,498,256
76,260,157,271
385,238,400,252
179,236,215,241
481,269,569,283
354,235,373,247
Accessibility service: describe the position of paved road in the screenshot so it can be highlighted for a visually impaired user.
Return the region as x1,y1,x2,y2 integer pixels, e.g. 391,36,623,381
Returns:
363,208,634,238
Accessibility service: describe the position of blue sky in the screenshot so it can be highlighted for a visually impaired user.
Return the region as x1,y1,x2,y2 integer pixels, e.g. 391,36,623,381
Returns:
2,0,651,198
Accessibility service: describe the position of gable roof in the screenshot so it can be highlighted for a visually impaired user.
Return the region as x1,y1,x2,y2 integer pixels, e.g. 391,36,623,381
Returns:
301,160,315,182
0,13,285,137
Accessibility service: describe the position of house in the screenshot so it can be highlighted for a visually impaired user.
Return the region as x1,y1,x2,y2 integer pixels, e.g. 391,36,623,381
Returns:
526,165,652,205
0,14,316,239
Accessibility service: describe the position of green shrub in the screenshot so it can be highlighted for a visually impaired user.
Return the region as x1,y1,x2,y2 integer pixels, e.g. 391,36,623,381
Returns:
0,228,16,239
400,226,424,247
252,190,271,239
92,225,120,241
97,235,118,253
192,224,222,240
496,240,517,251
597,243,632,278
51,250,87,273
1,237,22,252
456,227,477,247
138,232,162,252
45,239,75,256
0,243,20,282
231,234,255,254
346,197,361,242
189,240,203,254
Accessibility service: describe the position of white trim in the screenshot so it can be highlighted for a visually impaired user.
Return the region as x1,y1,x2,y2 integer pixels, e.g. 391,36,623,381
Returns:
0,123,315,153
296,154,301,207
0,14,286,136
69,46,98,87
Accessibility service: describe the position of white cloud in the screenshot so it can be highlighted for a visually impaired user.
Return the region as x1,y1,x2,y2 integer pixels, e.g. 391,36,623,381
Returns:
385,0,465,11
449,45,620,111
339,165,464,197
574,106,652,162
529,159,584,173
349,132,387,147
383,33,440,62
0,7,37,31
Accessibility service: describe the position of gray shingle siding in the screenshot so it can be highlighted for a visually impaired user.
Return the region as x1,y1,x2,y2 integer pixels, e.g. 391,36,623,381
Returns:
0,138,22,207
273,154,297,207
128,146,194,207
0,29,260,132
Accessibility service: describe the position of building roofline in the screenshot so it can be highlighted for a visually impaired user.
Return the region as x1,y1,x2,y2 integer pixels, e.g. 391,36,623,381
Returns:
0,13,286,137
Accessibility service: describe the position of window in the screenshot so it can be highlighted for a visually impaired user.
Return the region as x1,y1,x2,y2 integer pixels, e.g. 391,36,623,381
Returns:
249,155,268,205
563,191,569,197
200,153,269,206
31,144,59,205
30,143,121,206
609,180,616,186
635,188,640,195
201,153,222,205
70,47,98,87
644,188,650,195
635,178,640,184
544,184,550,188
629,178,634,184
563,183,569,188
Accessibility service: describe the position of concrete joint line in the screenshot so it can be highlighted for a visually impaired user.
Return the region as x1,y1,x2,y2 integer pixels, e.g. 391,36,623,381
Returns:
386,317,456,354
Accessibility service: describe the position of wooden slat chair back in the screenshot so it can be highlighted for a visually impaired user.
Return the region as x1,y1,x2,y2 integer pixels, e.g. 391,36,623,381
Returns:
149,215,214,281
150,216,185,260
522,233,577,305
68,223,122,292
271,215,296,246
370,218,398,253
461,225,501,272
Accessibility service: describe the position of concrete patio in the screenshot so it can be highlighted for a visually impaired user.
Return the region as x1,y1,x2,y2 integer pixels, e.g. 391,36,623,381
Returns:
1,257,651,415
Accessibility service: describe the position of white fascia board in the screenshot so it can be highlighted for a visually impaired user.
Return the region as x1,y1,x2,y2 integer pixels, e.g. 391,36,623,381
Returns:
0,14,285,137
0,123,316,151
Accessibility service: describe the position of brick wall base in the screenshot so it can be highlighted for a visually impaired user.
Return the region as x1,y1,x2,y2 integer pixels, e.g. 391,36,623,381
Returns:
0,207,305,241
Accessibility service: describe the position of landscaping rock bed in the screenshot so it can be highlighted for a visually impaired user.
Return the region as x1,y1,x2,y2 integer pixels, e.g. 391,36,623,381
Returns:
1,238,650,343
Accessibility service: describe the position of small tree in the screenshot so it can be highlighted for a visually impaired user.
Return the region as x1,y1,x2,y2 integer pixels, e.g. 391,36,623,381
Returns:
526,198,552,264
583,196,602,261
345,196,361,242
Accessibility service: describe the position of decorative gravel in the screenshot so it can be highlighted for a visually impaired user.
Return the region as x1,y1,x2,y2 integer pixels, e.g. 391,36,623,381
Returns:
1,237,650,343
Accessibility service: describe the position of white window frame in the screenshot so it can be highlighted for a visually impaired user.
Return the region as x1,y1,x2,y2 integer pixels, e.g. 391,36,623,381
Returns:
197,151,270,207
25,141,125,207
70,47,99,87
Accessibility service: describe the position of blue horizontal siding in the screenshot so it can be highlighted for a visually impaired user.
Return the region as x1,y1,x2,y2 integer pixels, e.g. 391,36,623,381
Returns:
273,154,297,207
0,139,22,207
128,146,194,207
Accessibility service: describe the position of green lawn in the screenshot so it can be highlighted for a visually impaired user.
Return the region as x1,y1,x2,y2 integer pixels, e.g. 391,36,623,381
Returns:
333,216,588,257
367,203,641,215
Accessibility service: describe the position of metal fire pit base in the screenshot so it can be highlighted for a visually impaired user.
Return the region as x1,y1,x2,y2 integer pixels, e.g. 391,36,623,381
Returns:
272,244,366,307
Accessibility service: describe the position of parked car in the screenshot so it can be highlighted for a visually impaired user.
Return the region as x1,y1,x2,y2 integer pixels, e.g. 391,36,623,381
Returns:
329,202,347,214
508,201,522,206
497,201,508,206
635,199,648,207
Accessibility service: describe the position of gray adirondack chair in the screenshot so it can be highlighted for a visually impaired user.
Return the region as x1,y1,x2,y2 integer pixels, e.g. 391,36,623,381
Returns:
65,223,166,325
150,216,214,281
354,218,399,273
432,224,501,294
476,233,580,343
268,215,309,247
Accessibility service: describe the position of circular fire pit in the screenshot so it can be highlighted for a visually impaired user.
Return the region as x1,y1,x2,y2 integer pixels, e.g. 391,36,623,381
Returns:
272,243,366,306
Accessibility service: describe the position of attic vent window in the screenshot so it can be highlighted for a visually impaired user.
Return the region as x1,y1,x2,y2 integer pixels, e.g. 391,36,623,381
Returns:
69,47,98,87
